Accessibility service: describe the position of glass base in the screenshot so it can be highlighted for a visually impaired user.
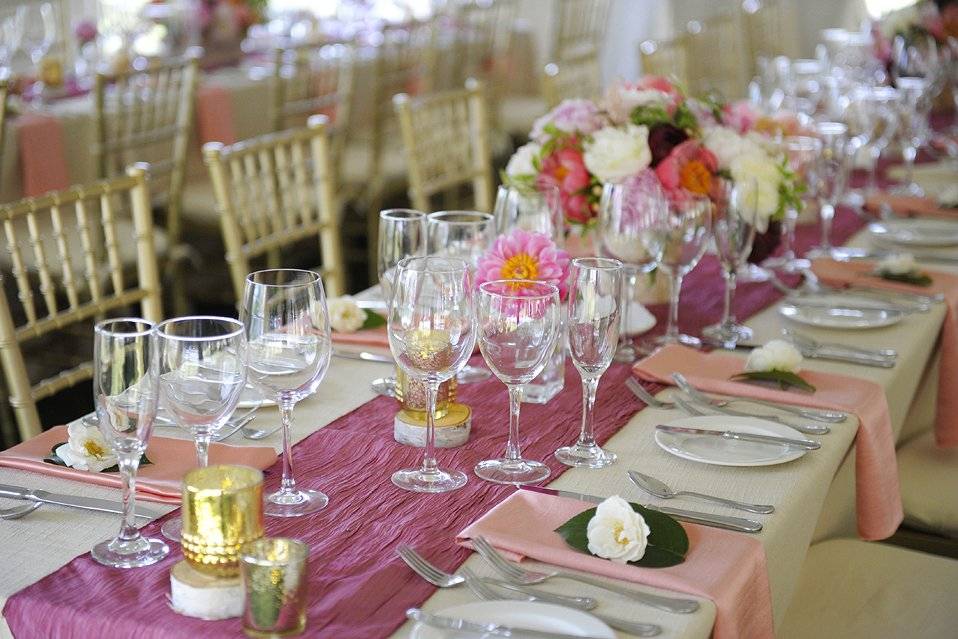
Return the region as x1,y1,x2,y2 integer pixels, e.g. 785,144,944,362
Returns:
160,517,182,542
391,467,467,493
457,365,492,383
891,182,925,197
737,263,772,283
762,256,811,274
613,343,637,363
264,488,329,517
474,458,550,485
91,535,169,569
804,246,833,259
702,323,753,350
554,443,617,468
652,332,701,348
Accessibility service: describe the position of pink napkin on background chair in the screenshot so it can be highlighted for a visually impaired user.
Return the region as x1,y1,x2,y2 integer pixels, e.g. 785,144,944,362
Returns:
865,193,957,219
459,490,774,639
812,258,958,448
196,84,238,146
17,113,71,197
0,425,277,503
633,344,902,540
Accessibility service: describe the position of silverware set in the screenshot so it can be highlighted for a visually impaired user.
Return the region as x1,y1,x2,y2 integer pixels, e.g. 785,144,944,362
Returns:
0,483,164,519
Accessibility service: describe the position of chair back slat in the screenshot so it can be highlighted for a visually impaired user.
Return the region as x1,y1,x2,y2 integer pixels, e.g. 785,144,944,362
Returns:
742,0,801,62
638,35,691,88
541,55,603,108
686,15,748,99
552,0,610,61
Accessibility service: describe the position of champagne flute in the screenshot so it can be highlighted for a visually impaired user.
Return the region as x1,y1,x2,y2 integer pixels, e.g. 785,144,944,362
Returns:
475,280,560,483
156,316,247,541
555,258,622,468
378,208,426,303
493,183,564,246
388,256,476,492
243,269,332,516
91,318,169,568
809,121,848,256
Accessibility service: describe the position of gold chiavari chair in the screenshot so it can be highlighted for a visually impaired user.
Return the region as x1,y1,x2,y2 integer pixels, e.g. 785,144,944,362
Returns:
685,15,749,100
551,0,611,62
0,165,162,441
203,115,345,304
541,57,603,109
0,69,9,167
741,0,801,63
638,35,691,89
454,0,517,106
394,79,493,214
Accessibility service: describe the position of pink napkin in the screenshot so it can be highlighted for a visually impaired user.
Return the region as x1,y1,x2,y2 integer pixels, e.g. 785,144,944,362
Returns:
331,327,389,349
633,344,902,540
812,258,958,448
196,84,238,146
459,490,774,639
17,113,71,197
865,193,957,219
0,425,277,503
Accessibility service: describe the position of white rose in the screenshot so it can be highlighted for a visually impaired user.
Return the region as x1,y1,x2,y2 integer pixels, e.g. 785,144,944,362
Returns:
583,125,652,183
57,421,118,472
703,126,762,169
729,151,783,232
746,339,803,373
586,495,651,564
328,296,366,333
506,142,541,178
879,252,916,275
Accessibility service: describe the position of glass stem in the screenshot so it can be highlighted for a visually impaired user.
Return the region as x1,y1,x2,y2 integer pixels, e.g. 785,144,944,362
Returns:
868,146,881,194
820,203,834,251
902,145,917,187
279,402,297,494
722,269,737,328
618,270,635,351
505,385,523,463
194,431,211,468
117,452,141,542
420,381,439,475
666,271,683,340
578,376,600,448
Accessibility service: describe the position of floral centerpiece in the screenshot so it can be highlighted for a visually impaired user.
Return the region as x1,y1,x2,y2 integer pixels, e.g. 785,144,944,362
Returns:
475,228,572,298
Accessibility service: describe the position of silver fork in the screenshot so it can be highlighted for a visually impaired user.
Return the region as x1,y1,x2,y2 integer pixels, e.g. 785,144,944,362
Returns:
1,502,40,520
460,567,663,638
472,536,700,614
626,378,671,409
672,394,830,436
396,545,597,610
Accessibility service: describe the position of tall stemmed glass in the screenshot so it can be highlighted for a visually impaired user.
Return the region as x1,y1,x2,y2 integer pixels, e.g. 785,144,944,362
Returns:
378,208,426,302
426,211,496,268
809,122,848,256
766,136,821,273
702,182,757,349
493,183,564,246
243,269,332,516
475,280,560,483
156,316,247,541
388,256,476,492
598,172,668,362
555,258,622,468
653,196,712,347
893,77,931,197
91,319,169,568
843,86,899,197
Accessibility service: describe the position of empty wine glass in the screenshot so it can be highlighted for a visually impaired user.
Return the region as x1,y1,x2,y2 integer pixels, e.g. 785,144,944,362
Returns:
156,316,247,541
388,256,476,492
243,269,332,516
809,122,848,256
378,208,426,302
765,136,822,273
91,318,169,568
475,280,560,483
598,171,668,362
702,182,757,349
426,211,495,268
893,77,931,197
843,86,899,197
555,258,622,468
493,183,564,246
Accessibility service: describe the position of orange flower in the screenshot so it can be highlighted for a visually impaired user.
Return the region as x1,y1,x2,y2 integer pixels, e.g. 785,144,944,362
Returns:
679,160,713,196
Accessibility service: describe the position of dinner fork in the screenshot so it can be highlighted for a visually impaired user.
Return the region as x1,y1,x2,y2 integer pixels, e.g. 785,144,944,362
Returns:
0,502,40,520
460,567,663,637
472,536,700,614
396,545,597,610
671,395,830,436
625,378,671,409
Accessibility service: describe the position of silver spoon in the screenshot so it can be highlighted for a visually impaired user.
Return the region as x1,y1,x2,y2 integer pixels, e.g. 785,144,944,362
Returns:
1,502,40,520
628,470,775,514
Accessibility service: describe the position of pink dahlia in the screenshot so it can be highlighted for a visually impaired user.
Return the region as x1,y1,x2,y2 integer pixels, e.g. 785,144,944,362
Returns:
476,229,571,300
539,145,593,225
530,99,605,142
655,140,719,203
722,101,761,134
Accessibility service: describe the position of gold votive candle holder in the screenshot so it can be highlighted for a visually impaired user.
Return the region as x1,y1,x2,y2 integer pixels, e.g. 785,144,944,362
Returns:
181,465,264,578
240,538,309,638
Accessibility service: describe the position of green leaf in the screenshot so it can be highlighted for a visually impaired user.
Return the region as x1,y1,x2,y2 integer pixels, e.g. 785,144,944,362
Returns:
673,102,700,134
43,443,151,473
730,370,816,393
876,271,933,287
554,502,689,568
361,309,386,329
630,104,671,128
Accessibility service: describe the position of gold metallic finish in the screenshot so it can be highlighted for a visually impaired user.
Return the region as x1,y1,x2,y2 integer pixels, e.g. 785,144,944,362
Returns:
241,538,309,638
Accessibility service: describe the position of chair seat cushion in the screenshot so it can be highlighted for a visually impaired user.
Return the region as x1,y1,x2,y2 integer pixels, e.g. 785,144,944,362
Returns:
779,538,958,639
898,431,958,538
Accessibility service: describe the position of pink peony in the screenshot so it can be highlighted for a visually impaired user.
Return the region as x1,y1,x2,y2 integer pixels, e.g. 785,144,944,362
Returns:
722,101,761,134
476,229,571,299
73,20,97,45
654,140,719,204
530,99,605,142
634,75,683,102
539,145,593,225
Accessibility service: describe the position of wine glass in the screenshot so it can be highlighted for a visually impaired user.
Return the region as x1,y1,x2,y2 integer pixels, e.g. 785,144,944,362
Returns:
388,256,476,492
598,171,668,362
155,316,247,540
378,208,426,302
493,183,564,246
809,121,848,256
426,211,495,268
652,196,712,347
555,258,622,468
475,280,560,484
893,77,931,197
701,182,757,349
91,318,169,569
765,136,822,273
243,269,332,516
843,86,899,198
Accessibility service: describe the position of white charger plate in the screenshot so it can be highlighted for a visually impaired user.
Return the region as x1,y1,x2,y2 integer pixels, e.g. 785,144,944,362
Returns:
779,294,904,329
868,219,958,247
654,415,809,467
410,601,615,639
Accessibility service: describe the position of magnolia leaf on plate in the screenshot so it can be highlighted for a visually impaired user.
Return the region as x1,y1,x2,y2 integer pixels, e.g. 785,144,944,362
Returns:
43,444,152,473
361,309,386,330
730,370,816,393
876,270,933,287
555,502,689,568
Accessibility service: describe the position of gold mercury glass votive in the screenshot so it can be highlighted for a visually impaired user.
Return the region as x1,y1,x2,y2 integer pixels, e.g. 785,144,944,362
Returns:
181,465,264,578
241,538,309,638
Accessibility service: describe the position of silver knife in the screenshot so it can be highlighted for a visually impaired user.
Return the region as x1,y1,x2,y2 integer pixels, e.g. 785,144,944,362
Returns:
406,608,610,639
333,349,393,364
519,485,762,533
655,424,821,450
0,484,164,520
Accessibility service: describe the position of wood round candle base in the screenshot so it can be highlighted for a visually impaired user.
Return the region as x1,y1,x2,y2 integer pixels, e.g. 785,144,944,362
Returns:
394,403,471,448
169,560,244,620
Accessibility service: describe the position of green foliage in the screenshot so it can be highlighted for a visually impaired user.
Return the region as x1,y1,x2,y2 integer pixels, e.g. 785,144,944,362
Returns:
877,270,933,287
730,370,816,393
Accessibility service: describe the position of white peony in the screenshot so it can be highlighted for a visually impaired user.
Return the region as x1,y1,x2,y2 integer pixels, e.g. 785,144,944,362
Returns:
746,339,804,374
702,126,763,169
328,296,366,333
583,125,652,183
505,142,541,178
586,495,651,564
728,151,783,233
879,252,917,275
56,421,118,472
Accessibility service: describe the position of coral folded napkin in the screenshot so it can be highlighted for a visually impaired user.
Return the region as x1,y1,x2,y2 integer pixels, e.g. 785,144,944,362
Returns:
0,425,277,503
459,490,774,639
633,344,902,540
331,327,390,349
865,193,957,219
812,258,958,448
196,84,238,146
17,113,71,197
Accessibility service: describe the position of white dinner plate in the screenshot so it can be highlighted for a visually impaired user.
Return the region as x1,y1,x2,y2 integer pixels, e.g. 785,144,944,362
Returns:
624,300,657,336
868,219,958,247
654,415,809,467
237,385,276,409
778,294,905,329
410,601,615,639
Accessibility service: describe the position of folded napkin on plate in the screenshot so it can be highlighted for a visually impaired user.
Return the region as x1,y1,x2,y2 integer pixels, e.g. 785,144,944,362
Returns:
812,258,958,449
18,113,71,197
0,425,277,503
633,344,902,540
459,490,773,639
864,193,957,219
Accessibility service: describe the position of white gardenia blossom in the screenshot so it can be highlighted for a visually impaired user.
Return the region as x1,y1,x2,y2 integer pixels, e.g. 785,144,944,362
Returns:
728,151,782,233
586,495,651,564
328,296,366,333
505,141,541,178
746,339,804,374
56,421,118,472
879,252,917,275
583,124,652,183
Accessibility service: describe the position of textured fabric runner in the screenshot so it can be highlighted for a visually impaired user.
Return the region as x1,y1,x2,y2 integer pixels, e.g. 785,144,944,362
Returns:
17,113,71,197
